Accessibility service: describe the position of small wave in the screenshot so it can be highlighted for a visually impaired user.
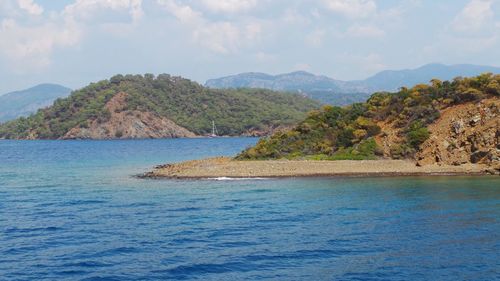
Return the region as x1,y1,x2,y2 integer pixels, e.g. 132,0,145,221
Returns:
64,199,107,206
5,226,62,234
63,261,112,268
160,261,251,276
86,247,140,259
57,269,89,276
168,207,201,212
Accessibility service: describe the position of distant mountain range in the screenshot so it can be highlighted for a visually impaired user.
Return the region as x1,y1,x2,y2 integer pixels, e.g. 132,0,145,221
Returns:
2,63,499,125
206,63,500,105
0,84,72,123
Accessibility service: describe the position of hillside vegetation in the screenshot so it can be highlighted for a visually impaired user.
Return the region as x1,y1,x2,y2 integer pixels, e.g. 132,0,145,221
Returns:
0,74,319,139
237,73,500,165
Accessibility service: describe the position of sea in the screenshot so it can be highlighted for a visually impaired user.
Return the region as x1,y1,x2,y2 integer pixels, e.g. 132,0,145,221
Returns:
0,138,499,281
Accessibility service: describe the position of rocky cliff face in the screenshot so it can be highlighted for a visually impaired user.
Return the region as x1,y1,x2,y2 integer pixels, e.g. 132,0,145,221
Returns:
374,97,499,170
416,98,499,168
63,93,196,139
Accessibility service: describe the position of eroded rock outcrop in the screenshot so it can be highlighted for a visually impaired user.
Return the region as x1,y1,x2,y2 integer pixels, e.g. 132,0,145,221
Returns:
416,98,499,168
63,93,196,139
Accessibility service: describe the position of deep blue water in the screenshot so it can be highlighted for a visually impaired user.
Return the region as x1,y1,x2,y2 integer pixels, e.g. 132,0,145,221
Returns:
0,138,499,281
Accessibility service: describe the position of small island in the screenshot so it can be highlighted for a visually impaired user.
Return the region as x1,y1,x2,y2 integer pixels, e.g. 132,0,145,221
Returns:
144,74,500,179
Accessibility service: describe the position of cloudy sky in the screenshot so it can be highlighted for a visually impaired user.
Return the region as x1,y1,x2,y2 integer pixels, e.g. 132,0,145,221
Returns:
0,0,499,93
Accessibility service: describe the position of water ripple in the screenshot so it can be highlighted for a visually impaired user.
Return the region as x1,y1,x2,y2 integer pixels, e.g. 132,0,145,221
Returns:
0,139,499,280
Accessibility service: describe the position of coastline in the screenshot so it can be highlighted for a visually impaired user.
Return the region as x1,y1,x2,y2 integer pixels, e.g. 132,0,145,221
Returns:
141,157,497,179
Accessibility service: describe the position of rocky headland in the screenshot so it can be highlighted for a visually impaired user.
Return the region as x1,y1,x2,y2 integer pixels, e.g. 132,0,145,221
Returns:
144,74,499,179
63,93,195,139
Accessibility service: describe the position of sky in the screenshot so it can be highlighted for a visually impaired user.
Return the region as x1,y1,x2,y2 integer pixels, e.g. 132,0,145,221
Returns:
0,0,499,93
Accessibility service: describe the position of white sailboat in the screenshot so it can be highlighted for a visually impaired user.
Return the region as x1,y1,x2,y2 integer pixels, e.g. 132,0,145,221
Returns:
209,120,218,137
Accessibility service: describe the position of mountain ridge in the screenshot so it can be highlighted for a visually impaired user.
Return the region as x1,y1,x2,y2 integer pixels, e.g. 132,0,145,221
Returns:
0,84,72,123
206,63,500,105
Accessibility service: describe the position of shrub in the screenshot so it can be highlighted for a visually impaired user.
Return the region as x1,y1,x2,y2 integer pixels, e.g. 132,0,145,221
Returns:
355,116,381,136
406,122,430,148
353,129,368,140
115,130,124,138
456,88,484,103
486,80,500,96
390,144,414,159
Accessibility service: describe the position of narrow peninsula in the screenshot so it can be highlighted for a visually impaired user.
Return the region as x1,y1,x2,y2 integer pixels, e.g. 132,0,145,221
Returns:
144,74,500,179
143,157,491,179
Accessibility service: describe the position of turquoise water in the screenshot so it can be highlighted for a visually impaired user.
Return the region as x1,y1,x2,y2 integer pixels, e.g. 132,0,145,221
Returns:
0,138,499,280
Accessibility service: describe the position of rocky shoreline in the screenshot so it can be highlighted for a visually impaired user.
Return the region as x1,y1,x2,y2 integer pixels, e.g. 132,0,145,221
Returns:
141,157,497,179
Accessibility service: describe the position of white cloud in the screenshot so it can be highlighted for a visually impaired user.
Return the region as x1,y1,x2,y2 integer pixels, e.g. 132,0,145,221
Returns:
432,0,500,56
0,0,144,71
245,22,262,40
17,0,43,15
193,22,240,53
306,29,326,47
338,52,386,74
281,7,311,25
425,31,499,57
358,53,386,73
63,0,144,23
451,0,494,33
1,0,498,85
158,0,202,24
200,0,257,13
449,34,498,53
293,63,312,71
157,0,262,54
0,2,16,17
0,18,79,70
255,51,276,63
323,0,376,18
347,24,385,38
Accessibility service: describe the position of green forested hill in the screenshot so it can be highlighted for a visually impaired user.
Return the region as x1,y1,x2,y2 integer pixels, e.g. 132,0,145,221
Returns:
0,74,319,139
237,73,500,161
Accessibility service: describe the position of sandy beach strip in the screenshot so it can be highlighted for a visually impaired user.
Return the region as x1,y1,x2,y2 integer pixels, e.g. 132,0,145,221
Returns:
142,157,495,179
